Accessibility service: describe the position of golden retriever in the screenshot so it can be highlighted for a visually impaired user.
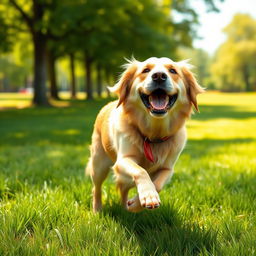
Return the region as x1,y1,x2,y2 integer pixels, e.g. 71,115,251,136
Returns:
86,57,204,212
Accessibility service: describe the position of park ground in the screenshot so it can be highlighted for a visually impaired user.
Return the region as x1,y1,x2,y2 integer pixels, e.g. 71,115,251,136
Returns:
0,92,255,255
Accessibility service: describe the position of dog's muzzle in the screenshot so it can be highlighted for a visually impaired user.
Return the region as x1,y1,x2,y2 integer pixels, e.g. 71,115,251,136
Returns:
140,88,178,115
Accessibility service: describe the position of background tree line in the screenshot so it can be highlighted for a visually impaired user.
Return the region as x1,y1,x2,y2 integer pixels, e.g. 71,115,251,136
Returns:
180,13,256,92
1,0,255,106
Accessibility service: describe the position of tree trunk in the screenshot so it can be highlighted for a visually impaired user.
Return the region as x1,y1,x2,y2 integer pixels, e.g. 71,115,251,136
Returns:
47,49,59,100
0,78,3,92
105,69,111,97
84,53,93,100
32,33,49,106
242,65,251,91
96,63,102,97
70,53,76,99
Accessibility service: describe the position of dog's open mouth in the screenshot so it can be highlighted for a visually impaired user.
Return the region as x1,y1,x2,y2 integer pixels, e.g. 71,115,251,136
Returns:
140,89,178,115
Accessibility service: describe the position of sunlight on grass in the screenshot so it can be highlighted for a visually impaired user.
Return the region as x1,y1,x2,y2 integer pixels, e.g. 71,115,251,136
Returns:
52,129,81,135
188,118,256,139
0,92,112,109
188,91,256,140
197,91,256,107
0,92,73,108
0,93,32,109
0,91,255,255
47,150,64,158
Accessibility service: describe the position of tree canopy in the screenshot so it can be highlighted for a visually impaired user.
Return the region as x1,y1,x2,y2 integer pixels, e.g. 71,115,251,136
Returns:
211,14,256,91
0,0,224,104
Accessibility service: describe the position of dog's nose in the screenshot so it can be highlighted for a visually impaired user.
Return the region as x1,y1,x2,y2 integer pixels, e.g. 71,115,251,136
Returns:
152,72,167,83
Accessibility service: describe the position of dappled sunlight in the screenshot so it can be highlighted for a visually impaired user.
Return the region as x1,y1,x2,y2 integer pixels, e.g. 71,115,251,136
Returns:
52,129,81,136
0,92,255,255
59,92,86,100
197,91,256,107
188,118,256,139
195,105,256,120
0,92,112,110
0,93,70,109
0,96,31,109
187,91,256,141
13,132,27,139
49,99,71,108
46,150,64,158
0,0,255,252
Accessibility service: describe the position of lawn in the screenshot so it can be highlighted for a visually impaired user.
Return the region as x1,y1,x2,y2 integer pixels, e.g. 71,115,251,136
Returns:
0,92,255,255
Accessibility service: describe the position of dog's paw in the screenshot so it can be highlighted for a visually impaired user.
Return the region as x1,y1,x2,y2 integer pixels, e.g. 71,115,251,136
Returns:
127,196,144,212
93,201,102,213
138,189,161,209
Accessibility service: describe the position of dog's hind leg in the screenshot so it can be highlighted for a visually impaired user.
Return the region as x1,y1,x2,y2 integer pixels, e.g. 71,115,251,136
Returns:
117,182,134,208
86,132,112,212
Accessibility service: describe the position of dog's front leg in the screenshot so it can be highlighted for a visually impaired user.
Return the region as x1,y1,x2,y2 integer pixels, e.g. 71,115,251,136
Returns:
126,168,173,212
114,156,160,210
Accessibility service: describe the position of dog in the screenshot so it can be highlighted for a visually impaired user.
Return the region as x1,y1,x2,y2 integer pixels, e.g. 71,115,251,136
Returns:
86,57,204,212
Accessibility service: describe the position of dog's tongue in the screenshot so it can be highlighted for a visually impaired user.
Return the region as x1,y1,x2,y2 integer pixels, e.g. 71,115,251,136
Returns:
149,94,169,110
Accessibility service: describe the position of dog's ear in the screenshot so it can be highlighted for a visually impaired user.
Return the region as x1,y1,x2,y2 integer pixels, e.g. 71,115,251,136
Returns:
180,64,204,112
108,60,138,107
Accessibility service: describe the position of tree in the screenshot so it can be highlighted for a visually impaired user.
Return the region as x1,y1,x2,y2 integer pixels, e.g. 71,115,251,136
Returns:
211,14,256,91
2,0,50,105
70,0,189,99
69,53,76,99
3,0,75,104
47,47,59,100
0,14,13,91
0,31,33,92
1,0,225,102
0,16,12,53
178,47,211,88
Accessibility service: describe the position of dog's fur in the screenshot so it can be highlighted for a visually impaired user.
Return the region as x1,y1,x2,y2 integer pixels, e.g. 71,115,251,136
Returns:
86,57,204,212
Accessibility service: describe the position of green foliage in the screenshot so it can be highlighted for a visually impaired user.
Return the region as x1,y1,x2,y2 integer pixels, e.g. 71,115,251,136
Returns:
0,58,26,89
49,0,190,73
211,14,256,91
0,0,224,95
0,33,33,90
0,16,12,52
0,92,256,255
178,47,211,88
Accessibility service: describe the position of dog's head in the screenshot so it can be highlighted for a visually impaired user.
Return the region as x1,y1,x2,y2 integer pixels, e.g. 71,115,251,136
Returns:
109,57,204,117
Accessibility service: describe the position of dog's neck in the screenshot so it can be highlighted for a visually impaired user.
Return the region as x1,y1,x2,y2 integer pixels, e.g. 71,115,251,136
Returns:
122,102,190,141
127,113,181,142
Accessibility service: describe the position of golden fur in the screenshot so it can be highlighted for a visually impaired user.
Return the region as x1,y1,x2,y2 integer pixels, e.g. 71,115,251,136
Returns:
86,57,204,212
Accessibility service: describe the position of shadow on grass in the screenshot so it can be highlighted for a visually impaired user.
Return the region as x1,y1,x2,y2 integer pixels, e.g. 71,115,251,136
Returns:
0,99,110,146
103,205,218,256
184,138,255,160
100,170,256,255
221,173,256,202
1,135,254,189
194,105,255,120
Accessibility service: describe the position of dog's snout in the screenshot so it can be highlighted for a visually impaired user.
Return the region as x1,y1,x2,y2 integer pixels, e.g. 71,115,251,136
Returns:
152,72,167,83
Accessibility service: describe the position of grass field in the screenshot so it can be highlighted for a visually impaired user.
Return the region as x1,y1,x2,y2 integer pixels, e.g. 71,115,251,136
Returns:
0,92,255,255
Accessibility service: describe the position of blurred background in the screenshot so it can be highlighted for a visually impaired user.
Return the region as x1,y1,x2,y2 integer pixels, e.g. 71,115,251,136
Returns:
0,0,256,106
1,2,256,253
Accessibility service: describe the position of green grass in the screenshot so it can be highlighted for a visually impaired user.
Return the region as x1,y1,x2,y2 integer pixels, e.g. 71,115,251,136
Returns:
0,92,255,255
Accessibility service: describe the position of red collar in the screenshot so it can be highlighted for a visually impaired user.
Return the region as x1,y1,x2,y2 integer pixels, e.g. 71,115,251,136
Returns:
143,136,170,163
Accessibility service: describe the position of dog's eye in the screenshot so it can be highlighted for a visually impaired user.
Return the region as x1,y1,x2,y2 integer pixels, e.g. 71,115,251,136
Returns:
142,68,150,73
169,68,177,74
